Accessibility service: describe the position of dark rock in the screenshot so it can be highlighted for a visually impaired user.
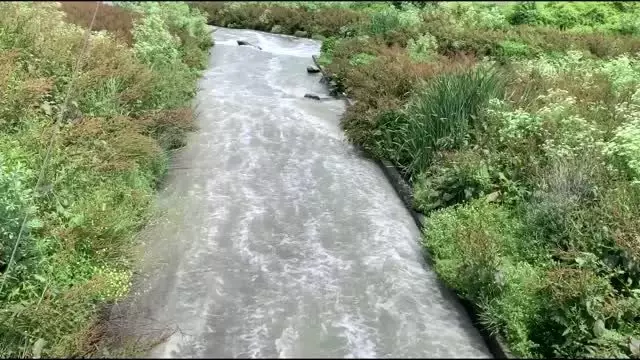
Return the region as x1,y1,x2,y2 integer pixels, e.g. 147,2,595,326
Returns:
306,66,321,74
237,40,262,50
319,75,330,85
304,93,321,100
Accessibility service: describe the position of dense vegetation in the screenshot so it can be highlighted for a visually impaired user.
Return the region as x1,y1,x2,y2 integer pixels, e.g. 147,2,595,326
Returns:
199,1,640,358
0,2,211,357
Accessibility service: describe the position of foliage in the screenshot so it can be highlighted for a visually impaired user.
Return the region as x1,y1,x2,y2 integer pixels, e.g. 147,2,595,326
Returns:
368,66,504,176
59,1,139,46
406,33,438,63
0,2,210,357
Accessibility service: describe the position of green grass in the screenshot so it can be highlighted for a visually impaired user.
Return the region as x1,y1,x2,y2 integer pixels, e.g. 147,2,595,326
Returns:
0,2,212,357
369,66,504,176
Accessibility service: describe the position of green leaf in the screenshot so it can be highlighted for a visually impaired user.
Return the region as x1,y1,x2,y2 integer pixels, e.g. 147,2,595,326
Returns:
33,274,46,283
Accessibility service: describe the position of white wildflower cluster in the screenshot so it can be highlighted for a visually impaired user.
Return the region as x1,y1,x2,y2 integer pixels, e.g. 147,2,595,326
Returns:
488,89,603,160
600,55,640,95
439,2,508,30
603,103,640,182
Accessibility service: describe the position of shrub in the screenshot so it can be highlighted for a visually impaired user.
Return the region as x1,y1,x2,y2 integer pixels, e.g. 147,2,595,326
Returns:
59,1,139,46
368,6,402,35
348,52,376,67
406,33,438,63
0,1,209,357
381,66,504,175
497,40,531,59
507,2,542,26
604,116,640,182
413,149,496,212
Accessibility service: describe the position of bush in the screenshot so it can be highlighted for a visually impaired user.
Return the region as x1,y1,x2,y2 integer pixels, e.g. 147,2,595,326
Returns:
375,66,504,175
507,2,542,26
0,2,210,357
406,33,438,63
59,1,139,46
413,149,497,212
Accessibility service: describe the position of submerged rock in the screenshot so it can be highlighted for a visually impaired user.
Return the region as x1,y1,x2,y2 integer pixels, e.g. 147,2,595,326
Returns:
236,40,262,50
306,66,321,74
304,93,321,100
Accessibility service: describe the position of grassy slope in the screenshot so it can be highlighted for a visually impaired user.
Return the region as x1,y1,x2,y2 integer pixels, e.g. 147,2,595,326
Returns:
0,2,211,357
199,1,640,358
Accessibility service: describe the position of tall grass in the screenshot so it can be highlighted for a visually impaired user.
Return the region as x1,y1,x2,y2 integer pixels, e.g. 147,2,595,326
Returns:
372,66,504,176
0,2,211,357
59,1,139,46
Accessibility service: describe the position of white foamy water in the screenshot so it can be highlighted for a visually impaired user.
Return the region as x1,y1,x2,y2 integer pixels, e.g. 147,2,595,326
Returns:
114,27,491,358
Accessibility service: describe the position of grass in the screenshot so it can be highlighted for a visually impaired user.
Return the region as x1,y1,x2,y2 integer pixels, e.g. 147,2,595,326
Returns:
201,1,640,358
0,2,211,357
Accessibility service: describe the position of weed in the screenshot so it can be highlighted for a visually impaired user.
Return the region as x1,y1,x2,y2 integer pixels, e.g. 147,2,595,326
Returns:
0,1,210,357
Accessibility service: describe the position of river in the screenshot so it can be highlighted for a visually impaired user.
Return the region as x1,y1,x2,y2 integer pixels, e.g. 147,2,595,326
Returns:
111,27,491,358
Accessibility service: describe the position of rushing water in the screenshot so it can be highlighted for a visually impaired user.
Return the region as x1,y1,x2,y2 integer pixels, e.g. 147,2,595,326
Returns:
113,27,491,358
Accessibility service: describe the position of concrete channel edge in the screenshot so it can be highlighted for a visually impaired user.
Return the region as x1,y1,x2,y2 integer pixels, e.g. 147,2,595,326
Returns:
309,56,514,359
376,159,513,360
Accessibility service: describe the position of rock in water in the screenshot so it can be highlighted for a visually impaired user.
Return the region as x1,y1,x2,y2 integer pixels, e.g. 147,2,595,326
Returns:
304,93,321,100
237,40,262,50
293,30,308,38
306,66,321,74
270,25,283,34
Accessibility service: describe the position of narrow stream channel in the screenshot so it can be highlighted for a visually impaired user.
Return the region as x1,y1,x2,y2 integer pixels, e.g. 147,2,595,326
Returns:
113,27,491,358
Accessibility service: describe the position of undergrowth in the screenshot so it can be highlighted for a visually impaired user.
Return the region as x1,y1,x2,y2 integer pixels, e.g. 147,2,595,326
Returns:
0,2,211,357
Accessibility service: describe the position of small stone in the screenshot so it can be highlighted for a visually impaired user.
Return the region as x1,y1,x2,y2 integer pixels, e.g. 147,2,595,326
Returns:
304,93,321,100
306,66,321,74
293,30,308,38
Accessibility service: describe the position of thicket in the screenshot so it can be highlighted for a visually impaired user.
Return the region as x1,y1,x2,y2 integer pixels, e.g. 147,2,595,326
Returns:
202,1,640,358
0,2,211,357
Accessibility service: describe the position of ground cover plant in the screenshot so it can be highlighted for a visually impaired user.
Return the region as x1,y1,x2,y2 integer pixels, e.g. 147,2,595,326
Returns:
0,2,211,357
201,1,640,357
